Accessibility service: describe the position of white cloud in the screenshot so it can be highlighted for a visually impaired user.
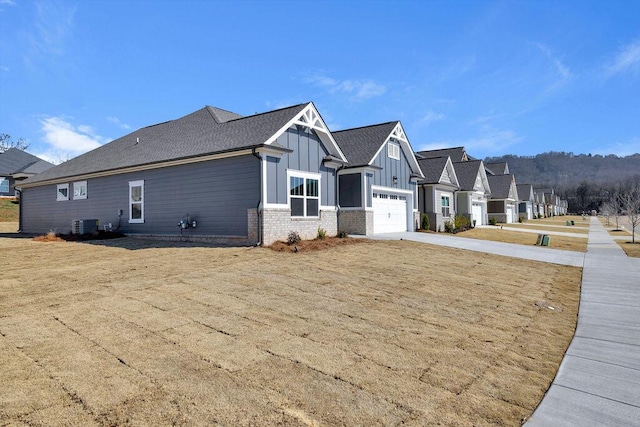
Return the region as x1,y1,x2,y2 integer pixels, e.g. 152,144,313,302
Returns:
419,110,445,125
594,137,640,157
534,42,571,93
606,39,640,76
0,0,16,4
23,2,76,67
417,126,523,157
0,65,8,72
36,116,107,163
106,116,131,130
304,73,387,101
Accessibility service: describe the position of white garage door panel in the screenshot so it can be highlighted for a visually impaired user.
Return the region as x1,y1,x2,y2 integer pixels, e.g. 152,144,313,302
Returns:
506,206,514,223
372,192,407,233
472,203,483,225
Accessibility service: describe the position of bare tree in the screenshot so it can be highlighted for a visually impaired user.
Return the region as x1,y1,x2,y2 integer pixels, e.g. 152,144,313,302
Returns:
621,184,640,243
0,133,29,153
603,192,624,230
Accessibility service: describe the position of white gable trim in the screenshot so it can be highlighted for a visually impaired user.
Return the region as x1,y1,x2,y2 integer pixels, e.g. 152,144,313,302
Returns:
437,157,460,188
368,122,424,178
476,161,491,195
263,102,347,162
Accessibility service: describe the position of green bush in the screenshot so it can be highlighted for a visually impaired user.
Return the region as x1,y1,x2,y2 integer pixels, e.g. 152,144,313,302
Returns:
421,213,430,230
518,215,524,223
489,217,498,226
337,230,348,238
317,227,326,240
287,231,301,245
444,220,454,233
453,215,469,231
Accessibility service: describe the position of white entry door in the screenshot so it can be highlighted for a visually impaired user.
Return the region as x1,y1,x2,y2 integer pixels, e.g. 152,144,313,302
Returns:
472,203,483,225
372,192,407,233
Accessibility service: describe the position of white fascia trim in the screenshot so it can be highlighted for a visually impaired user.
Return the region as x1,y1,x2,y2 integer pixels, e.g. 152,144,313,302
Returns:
255,145,289,158
20,149,254,189
263,103,347,162
337,166,379,175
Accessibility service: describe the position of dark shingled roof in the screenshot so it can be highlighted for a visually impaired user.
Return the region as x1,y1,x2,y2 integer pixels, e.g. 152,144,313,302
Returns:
416,146,467,162
453,160,484,191
22,103,309,185
417,156,450,184
332,122,398,167
487,174,516,199
0,148,54,175
516,184,534,201
485,162,509,175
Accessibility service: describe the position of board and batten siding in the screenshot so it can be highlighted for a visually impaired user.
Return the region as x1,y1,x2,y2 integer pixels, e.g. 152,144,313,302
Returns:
21,155,260,236
369,141,417,208
266,126,336,207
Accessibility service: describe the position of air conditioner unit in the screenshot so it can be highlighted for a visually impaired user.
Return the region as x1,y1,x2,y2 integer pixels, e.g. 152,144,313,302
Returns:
71,219,99,234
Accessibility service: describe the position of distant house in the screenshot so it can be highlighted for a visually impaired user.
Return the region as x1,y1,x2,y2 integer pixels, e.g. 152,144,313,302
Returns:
18,103,348,245
333,122,423,235
516,184,535,220
416,146,469,162
487,174,519,223
453,160,491,226
0,148,53,198
416,156,460,231
485,162,510,176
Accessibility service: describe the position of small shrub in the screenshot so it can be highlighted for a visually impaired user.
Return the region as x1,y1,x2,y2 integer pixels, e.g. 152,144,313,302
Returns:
453,215,469,231
337,230,348,238
287,231,301,245
489,217,498,226
421,213,430,230
317,227,326,240
518,215,524,223
444,220,454,233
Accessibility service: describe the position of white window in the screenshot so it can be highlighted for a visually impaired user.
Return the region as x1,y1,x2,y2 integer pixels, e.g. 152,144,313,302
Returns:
0,178,9,193
57,183,69,201
289,173,320,217
73,181,87,200
129,180,144,223
441,195,450,217
388,142,400,160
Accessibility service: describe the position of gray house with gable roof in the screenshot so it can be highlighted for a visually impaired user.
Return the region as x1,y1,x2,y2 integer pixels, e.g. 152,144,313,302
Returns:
333,121,424,235
18,103,347,245
453,160,491,226
416,155,460,232
1,148,53,198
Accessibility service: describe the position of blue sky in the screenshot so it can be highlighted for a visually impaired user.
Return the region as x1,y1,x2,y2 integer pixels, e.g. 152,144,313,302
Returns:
1,0,639,164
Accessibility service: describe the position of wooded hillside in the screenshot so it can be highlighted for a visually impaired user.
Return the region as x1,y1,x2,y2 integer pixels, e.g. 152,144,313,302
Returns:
484,152,640,187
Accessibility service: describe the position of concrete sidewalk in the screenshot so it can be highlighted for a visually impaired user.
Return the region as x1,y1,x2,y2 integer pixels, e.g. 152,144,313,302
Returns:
526,217,640,426
370,231,585,267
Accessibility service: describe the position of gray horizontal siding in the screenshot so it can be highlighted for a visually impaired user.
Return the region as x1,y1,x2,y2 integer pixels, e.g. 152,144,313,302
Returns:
268,126,336,206
21,155,260,236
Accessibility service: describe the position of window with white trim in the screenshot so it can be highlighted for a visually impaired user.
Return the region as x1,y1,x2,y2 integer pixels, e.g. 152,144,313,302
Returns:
73,181,87,200
57,183,69,201
129,180,144,223
441,195,450,217
0,178,9,193
290,174,319,217
388,142,400,160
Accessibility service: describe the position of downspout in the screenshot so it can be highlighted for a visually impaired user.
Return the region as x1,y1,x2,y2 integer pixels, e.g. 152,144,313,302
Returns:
252,148,262,246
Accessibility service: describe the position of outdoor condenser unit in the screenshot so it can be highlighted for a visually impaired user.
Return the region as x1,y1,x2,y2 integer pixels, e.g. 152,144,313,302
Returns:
71,219,99,234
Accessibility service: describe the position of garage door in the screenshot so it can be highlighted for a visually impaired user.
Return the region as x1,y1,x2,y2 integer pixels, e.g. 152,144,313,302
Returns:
506,205,514,223
472,203,483,225
372,192,407,233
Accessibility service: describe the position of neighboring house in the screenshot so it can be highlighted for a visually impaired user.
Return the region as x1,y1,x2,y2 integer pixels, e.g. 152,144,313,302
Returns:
536,188,557,217
485,162,510,176
333,122,423,235
453,160,491,226
0,148,53,197
18,103,348,245
533,190,547,218
416,156,460,231
487,174,519,223
516,184,535,220
416,146,469,162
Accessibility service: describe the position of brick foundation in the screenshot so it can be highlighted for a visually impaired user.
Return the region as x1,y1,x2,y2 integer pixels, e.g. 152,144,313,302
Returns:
338,209,373,235
261,208,338,246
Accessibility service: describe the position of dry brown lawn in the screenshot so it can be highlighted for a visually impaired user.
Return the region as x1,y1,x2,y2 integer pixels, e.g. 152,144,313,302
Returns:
617,240,640,258
453,227,588,252
529,216,590,228
0,221,18,233
0,236,581,426
502,224,589,234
